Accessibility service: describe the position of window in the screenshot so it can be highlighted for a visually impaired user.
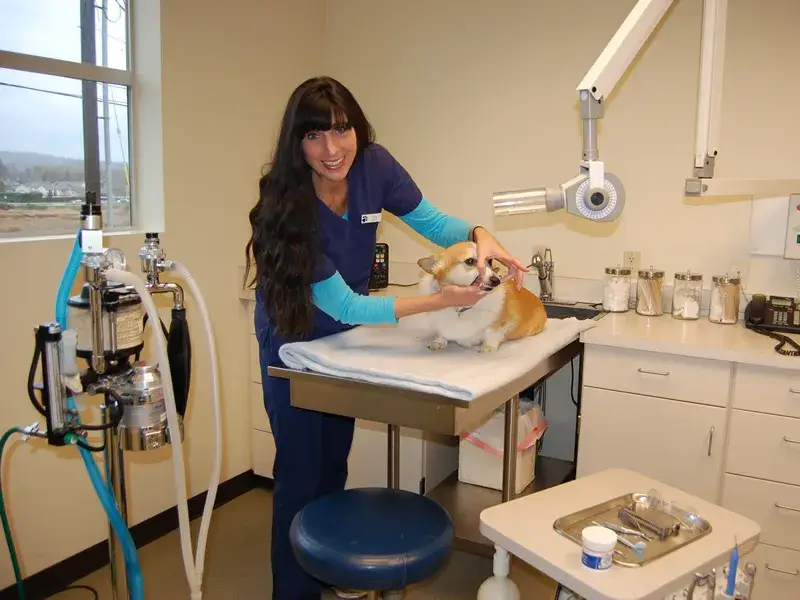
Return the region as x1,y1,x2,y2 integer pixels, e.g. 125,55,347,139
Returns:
0,0,139,240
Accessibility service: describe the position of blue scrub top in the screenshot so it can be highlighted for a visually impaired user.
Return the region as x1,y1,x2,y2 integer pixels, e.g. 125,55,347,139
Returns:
254,142,471,365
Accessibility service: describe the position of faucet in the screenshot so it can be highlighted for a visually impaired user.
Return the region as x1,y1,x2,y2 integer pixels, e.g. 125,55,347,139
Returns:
531,248,554,302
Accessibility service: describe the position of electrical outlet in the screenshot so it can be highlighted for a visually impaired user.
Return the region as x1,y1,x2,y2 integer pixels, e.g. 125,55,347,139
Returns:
623,251,641,274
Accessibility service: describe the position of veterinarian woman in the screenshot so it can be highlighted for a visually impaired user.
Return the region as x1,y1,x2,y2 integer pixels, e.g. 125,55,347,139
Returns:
245,76,529,600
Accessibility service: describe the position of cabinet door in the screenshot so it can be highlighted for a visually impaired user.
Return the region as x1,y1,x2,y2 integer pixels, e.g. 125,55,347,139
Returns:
747,544,800,600
576,388,726,503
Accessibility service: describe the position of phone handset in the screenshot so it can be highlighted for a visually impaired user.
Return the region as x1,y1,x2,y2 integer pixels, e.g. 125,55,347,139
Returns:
744,294,800,357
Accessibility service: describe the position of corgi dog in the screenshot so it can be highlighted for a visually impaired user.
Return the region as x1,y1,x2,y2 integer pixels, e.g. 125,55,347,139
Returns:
416,241,547,353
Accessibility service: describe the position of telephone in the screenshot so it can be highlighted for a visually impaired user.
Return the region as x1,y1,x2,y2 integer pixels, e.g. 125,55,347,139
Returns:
744,294,800,356
368,242,389,290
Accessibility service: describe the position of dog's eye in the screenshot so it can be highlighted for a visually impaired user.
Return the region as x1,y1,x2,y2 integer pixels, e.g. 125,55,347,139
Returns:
464,258,476,267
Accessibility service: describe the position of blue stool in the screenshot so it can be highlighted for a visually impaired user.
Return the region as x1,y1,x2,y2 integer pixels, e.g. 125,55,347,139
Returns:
290,487,455,598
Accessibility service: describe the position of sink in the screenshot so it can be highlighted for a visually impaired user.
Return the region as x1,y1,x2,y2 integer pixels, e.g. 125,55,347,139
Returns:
543,301,606,321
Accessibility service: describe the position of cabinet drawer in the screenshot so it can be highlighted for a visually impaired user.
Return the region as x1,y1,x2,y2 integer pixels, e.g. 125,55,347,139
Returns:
734,364,800,418
748,544,800,600
583,345,730,406
250,382,271,433
250,334,261,384
727,410,800,487
576,387,726,503
722,474,800,552
252,429,276,479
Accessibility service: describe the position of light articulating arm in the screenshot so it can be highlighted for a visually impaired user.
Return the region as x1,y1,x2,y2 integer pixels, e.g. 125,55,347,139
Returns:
494,0,798,221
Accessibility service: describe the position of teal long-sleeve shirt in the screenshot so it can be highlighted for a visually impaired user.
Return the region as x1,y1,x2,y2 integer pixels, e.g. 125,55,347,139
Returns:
311,197,472,326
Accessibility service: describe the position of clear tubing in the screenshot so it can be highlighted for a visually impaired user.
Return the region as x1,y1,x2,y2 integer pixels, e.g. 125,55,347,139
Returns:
105,268,199,597
171,261,222,586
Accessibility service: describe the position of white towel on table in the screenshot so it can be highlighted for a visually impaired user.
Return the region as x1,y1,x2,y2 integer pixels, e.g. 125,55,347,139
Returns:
278,317,597,401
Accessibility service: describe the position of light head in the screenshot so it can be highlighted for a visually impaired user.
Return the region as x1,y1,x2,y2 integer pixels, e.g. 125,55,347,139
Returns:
492,170,625,222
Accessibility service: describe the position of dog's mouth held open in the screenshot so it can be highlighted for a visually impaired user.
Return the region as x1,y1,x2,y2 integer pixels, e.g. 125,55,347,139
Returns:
471,272,502,293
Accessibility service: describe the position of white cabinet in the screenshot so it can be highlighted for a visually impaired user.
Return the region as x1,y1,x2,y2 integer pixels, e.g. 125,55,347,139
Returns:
720,363,800,599
744,544,800,600
579,345,730,504
580,346,800,599
577,387,726,502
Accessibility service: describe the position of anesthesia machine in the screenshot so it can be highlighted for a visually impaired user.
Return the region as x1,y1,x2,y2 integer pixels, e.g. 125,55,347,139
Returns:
0,191,223,600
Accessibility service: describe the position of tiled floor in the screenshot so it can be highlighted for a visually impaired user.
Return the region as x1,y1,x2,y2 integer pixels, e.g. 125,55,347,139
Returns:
51,487,558,599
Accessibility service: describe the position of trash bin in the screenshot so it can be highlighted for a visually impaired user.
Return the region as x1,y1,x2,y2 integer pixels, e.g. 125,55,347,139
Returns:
458,399,547,495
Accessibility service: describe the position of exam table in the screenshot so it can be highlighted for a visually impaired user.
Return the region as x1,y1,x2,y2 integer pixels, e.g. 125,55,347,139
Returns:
269,315,596,555
479,468,762,600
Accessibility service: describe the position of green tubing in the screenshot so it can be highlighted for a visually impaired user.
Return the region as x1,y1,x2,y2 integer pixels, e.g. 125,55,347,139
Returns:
0,428,26,600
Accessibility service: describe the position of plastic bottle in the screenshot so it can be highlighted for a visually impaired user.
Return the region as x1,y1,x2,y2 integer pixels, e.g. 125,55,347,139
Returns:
477,546,520,600
581,525,617,570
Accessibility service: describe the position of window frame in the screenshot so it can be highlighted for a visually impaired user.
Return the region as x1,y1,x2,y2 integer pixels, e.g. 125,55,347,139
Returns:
0,0,164,244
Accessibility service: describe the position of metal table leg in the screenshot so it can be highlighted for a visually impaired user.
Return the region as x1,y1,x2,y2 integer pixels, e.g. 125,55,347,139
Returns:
502,394,520,502
387,424,400,490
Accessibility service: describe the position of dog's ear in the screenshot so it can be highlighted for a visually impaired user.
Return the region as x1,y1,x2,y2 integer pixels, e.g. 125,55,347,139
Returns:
417,255,436,274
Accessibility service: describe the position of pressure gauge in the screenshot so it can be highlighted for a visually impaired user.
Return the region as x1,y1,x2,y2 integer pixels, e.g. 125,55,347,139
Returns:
104,247,127,271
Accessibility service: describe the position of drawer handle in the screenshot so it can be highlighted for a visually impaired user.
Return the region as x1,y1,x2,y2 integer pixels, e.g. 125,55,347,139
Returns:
783,436,800,445
790,389,800,395
775,502,800,514
637,368,670,377
707,426,715,457
765,564,800,576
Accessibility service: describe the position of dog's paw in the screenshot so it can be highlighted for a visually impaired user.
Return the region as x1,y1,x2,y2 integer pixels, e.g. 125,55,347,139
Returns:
428,339,448,351
479,344,498,353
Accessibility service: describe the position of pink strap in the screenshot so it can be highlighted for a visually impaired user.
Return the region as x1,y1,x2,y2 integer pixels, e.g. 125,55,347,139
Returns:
460,419,548,457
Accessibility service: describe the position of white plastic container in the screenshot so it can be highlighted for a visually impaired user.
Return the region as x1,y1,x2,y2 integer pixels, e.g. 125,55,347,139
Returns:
581,525,617,570
477,547,521,600
458,402,547,495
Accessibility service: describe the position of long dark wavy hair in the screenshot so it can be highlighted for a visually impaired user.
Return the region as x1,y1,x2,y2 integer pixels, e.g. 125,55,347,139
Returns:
245,76,375,338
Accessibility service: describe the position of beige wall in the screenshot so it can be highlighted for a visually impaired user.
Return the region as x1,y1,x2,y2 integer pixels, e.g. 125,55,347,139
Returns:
0,0,324,586
325,0,800,296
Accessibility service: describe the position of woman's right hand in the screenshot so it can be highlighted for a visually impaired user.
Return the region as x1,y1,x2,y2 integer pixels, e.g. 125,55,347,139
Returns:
439,284,485,308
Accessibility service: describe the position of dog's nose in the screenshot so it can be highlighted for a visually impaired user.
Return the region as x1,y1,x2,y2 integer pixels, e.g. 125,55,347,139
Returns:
489,275,501,287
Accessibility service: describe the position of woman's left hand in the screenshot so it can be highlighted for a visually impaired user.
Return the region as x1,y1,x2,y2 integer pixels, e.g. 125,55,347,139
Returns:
473,227,529,289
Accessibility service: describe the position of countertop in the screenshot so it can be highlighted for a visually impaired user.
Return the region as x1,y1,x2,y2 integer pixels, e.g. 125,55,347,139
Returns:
479,468,760,600
581,311,800,371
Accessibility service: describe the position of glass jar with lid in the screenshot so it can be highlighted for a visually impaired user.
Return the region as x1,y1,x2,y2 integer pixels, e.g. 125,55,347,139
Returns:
672,271,703,320
636,267,665,316
603,266,632,313
709,273,741,324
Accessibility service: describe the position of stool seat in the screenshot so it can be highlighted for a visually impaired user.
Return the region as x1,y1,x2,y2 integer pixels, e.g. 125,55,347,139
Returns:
290,488,454,592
